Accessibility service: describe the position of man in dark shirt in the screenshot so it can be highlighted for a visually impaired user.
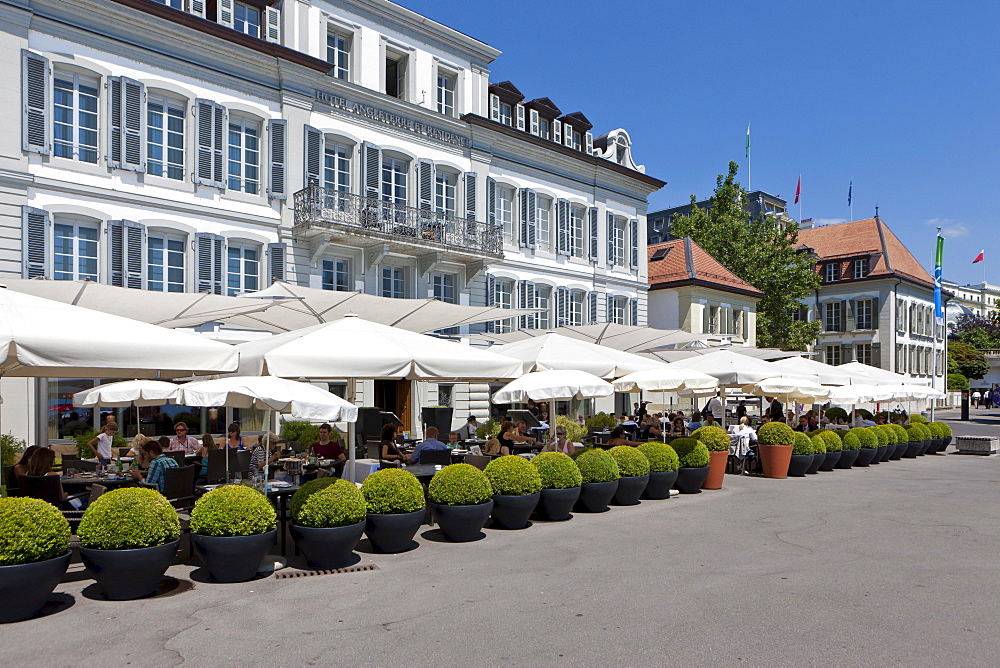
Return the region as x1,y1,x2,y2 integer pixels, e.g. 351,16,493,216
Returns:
766,397,784,422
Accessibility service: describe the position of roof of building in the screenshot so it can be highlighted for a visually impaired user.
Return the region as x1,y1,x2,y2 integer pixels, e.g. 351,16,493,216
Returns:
647,237,764,298
796,217,934,288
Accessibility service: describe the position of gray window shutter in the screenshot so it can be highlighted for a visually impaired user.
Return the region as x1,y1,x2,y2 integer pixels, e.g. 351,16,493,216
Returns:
843,299,853,332
108,77,123,169
630,297,638,326
607,212,616,267
518,280,536,329
22,50,50,155
264,6,281,43
556,199,569,256
267,242,286,285
563,124,574,148
21,206,49,279
871,297,880,330
588,291,598,324
108,220,145,288
871,342,881,368
588,207,599,262
486,273,496,333
195,99,225,188
362,141,381,199
585,131,593,154
196,232,224,294
486,177,496,226
519,189,537,249
218,0,234,28
529,109,539,136
418,159,434,210
518,190,529,248
464,172,477,221
841,344,853,363
304,125,322,187
515,104,525,131
607,296,614,323
267,119,286,199
188,0,205,18
556,286,569,326
552,119,562,144
489,94,500,121
629,218,639,268
121,77,145,172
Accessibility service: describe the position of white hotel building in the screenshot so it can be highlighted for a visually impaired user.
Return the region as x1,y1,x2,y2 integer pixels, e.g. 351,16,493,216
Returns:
0,0,664,441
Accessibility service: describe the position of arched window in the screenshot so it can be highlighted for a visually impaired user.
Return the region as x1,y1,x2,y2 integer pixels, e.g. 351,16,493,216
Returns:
226,240,260,295
435,170,458,217
381,155,409,205
53,217,99,281
227,115,261,194
323,138,352,192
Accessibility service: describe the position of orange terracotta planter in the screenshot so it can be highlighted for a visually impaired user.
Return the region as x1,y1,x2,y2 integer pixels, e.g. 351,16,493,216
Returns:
759,443,793,479
702,450,729,489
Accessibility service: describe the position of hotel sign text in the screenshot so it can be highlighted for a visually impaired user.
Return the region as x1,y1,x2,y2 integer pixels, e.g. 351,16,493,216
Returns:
314,90,471,148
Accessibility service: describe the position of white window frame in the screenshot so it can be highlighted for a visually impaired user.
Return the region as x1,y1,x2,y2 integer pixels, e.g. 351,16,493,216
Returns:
536,285,551,330
435,171,457,217
856,342,873,365
495,279,513,333
226,241,260,296
538,118,550,140
824,263,839,282
146,231,186,293
854,258,869,279
381,265,407,299
321,257,350,292
610,296,627,325
53,70,100,164
824,301,842,332
146,94,185,181
323,139,352,193
384,49,408,101
612,216,627,266
498,102,513,126
381,156,408,205
432,272,457,304
234,1,261,38
227,115,261,195
536,196,552,250
53,219,99,281
496,185,515,244
436,69,457,117
569,206,585,258
856,298,874,330
825,346,842,366
568,291,585,326
326,29,352,81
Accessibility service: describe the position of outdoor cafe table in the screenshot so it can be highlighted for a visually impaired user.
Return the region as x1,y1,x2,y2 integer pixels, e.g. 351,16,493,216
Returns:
61,473,138,490
402,463,440,484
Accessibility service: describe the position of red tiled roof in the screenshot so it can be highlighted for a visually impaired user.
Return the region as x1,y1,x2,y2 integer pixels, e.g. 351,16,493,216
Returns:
797,218,934,288
647,238,764,298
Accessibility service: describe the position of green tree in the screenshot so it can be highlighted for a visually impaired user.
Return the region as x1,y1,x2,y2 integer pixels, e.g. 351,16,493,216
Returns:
669,161,821,350
947,342,989,379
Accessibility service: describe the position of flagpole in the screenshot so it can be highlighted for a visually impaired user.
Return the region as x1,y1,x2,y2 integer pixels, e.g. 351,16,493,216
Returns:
746,123,751,192
849,178,853,222
799,173,803,223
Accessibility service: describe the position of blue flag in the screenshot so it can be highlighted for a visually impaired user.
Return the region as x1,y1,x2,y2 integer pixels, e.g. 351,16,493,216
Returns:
847,180,852,206
934,234,944,326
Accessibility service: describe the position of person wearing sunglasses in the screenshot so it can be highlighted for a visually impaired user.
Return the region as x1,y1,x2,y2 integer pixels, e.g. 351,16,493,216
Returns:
545,428,574,455
169,421,201,455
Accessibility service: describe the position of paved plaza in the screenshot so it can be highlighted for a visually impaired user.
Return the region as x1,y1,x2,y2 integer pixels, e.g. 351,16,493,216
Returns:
3,411,999,665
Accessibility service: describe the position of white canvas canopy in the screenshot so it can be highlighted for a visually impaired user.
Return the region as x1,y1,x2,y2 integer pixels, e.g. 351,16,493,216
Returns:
772,356,856,386
176,376,359,423
741,377,831,403
73,380,180,408
492,370,614,404
612,367,719,395
494,333,666,379
664,350,819,387
477,323,705,353
837,361,931,386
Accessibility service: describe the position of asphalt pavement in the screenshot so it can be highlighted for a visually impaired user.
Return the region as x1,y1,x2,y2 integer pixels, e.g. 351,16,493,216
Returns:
2,411,999,666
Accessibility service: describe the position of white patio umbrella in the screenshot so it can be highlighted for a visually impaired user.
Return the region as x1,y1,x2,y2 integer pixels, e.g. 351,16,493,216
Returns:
613,368,719,441
492,370,614,404
741,377,831,404
838,361,931,386
771,356,856,386
494,332,666,379
73,380,181,408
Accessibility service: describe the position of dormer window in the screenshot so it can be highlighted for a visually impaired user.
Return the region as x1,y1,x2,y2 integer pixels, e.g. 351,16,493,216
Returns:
498,102,512,126
854,258,869,278
538,117,550,139
824,263,840,282
234,2,261,38
385,50,408,100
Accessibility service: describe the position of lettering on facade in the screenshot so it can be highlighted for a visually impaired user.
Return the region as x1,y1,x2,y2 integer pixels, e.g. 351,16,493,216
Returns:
313,89,471,148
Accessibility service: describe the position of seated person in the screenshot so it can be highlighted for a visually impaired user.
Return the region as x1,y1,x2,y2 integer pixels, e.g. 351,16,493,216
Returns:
131,439,179,493
169,421,201,455
701,413,718,428
607,427,643,447
23,448,68,499
12,444,40,478
793,416,811,432
128,434,153,471
686,411,704,432
481,437,509,457
853,411,876,428
504,421,537,448
640,414,662,439
671,416,687,436
407,426,448,464
380,424,405,462
311,423,346,465
446,431,462,448
456,416,479,440
543,427,574,455
249,432,282,478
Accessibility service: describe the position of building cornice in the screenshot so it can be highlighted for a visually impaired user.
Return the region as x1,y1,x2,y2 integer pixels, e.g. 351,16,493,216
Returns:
649,277,764,300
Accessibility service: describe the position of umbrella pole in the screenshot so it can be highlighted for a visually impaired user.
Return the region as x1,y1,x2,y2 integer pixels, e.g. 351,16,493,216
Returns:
263,409,272,484
347,377,357,483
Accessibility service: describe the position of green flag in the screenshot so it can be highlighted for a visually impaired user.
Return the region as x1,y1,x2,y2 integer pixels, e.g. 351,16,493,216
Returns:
745,124,750,158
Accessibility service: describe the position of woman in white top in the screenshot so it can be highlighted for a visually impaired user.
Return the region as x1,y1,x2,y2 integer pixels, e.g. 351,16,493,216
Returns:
545,427,574,455
731,416,757,441
87,421,118,463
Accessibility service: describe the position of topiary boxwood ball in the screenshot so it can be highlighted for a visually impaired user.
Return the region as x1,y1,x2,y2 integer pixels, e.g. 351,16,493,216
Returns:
792,432,814,455
936,422,953,437
190,485,277,537
850,428,877,449
855,408,873,420
290,478,340,522
810,431,828,453
878,425,898,445
531,452,582,489
758,421,796,446
870,425,890,447
78,487,180,550
670,438,711,468
926,422,944,439
361,469,426,515
689,425,730,452
608,445,651,477
841,430,862,450
0,497,71,565
910,423,931,441
574,448,620,483
484,455,543,496
295,478,367,529
428,463,493,506
822,429,843,452
908,414,929,424
638,442,680,472
825,407,849,423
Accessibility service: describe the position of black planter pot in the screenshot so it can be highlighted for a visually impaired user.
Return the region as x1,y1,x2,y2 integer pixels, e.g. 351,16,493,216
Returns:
643,470,679,499
805,452,825,474
613,475,649,505
928,438,945,454
431,500,493,542
0,552,71,623
787,454,813,477
575,480,619,512
192,529,277,583
854,448,878,467
536,487,581,520
917,440,931,456
819,451,841,471
490,493,540,530
79,539,179,600
835,449,860,469
903,441,923,458
291,521,366,569
878,444,894,462
871,445,887,464
364,510,425,553
890,442,908,460
943,436,953,449
675,466,710,493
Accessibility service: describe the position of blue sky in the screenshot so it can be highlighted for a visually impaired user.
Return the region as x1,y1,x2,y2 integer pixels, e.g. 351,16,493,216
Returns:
401,0,1000,286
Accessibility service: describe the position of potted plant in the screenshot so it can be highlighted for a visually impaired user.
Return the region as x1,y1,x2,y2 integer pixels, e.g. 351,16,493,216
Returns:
690,425,730,489
585,412,619,433
571,448,620,512
818,430,842,471
787,432,815,477
757,422,796,479
475,418,502,440
531,452,583,520
836,430,862,468
556,415,588,443
608,446,650,505
361,469,426,553
484,455,542,530
935,421,953,450
908,413,929,424
925,422,944,454
824,407,849,424
903,424,928,458
852,428,879,467
867,424,888,463
77,487,181,600
290,478,367,569
917,423,934,455
877,425,898,462
638,442,680,499
670,438,711,493
889,424,910,459
190,485,277,583
0,497,71,623
427,463,494,542
807,432,826,474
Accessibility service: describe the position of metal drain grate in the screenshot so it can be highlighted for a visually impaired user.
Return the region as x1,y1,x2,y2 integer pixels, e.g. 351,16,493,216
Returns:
276,563,379,579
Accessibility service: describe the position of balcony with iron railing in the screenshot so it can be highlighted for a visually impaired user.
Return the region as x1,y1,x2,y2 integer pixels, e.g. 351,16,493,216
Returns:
293,187,504,265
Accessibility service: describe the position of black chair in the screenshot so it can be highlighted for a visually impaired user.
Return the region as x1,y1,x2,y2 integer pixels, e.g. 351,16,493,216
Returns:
288,441,303,454
16,473,87,510
3,465,19,496
418,449,451,466
71,459,98,472
161,465,198,509
165,451,187,467
464,455,491,470
366,441,381,459
205,449,232,484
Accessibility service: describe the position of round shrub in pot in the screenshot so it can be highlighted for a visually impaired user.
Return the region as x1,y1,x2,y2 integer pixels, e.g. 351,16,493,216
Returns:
0,497,72,623
819,429,843,471
78,487,181,600
788,432,814,477
291,478,367,569
925,422,946,454
289,478,339,520
877,424,898,462
824,407,849,423
889,424,910,459
690,425,730,490
361,469,426,553
868,424,889,464
757,422,796,479
573,448,620,512
836,430,862,468
851,427,879,467
608,445,650,505
806,432,827,474
190,485,277,583
531,452,582,520
904,423,931,457
908,413,929,424
638,441,680,499
428,464,494,542
484,455,542,530
670,438,711,493
935,421,953,449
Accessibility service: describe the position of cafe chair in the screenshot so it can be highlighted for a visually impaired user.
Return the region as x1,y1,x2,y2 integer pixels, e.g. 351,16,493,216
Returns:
161,465,198,510
165,451,187,467
366,441,382,459
205,449,232,484
64,484,107,532
418,449,452,466
464,455,491,470
16,473,88,510
72,459,98,472
3,465,19,497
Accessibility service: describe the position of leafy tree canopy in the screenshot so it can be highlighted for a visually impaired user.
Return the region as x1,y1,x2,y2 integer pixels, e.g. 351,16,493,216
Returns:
948,341,989,380
952,312,1000,350
669,161,820,350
